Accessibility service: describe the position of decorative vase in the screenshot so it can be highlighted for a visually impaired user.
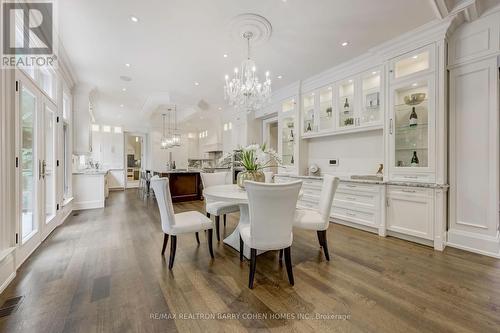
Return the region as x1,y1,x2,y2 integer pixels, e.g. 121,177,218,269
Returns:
237,170,265,189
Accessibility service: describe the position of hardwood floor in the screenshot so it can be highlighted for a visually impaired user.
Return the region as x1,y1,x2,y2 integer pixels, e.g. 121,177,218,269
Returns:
0,190,499,333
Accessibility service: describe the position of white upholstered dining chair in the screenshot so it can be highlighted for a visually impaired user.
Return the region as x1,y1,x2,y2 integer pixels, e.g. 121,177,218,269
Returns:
239,180,302,289
292,174,339,261
200,172,239,241
150,176,214,269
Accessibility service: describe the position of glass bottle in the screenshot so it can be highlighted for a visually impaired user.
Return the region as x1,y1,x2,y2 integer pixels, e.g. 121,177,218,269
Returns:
409,107,418,127
410,151,419,167
343,98,350,113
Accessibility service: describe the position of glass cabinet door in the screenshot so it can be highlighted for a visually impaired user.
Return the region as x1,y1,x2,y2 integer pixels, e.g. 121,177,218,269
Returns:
360,70,382,126
281,115,295,167
319,86,334,131
302,92,316,134
338,79,355,128
393,80,430,168
393,49,431,80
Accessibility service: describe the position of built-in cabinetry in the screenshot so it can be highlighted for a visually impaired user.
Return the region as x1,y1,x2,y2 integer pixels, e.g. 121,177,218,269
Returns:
73,85,94,154
275,174,447,250
278,98,299,174
301,67,384,138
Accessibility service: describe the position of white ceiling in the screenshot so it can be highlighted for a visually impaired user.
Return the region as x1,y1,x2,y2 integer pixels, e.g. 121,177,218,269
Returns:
59,0,438,131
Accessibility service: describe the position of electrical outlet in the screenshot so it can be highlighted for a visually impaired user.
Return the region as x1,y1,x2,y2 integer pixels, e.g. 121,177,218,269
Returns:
329,159,339,166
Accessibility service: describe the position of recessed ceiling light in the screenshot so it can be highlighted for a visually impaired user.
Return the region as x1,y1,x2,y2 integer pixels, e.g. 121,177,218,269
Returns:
122,88,127,92
348,79,353,83
412,83,418,87
341,41,349,47
120,104,124,108
412,55,418,59
125,63,131,67
372,71,378,75
194,82,200,86
130,16,139,23
218,107,222,110
277,75,283,79
223,54,228,58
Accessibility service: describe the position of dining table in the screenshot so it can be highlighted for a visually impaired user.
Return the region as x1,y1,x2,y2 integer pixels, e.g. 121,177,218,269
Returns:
203,184,302,259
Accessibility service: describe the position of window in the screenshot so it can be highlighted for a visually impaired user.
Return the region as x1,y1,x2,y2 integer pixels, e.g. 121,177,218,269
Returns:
114,126,122,133
102,125,111,133
91,124,100,132
39,67,56,100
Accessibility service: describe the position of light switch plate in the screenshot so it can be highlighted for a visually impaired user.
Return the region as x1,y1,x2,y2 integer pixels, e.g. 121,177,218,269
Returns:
329,159,339,166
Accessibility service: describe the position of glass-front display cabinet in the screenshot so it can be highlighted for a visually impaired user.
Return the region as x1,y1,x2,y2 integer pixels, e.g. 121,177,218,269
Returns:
302,92,316,134
389,45,434,82
389,75,435,182
360,70,382,126
338,79,355,129
279,98,298,173
319,86,334,131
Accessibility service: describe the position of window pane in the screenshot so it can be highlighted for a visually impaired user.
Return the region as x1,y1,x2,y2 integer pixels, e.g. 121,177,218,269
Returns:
45,105,56,222
39,68,55,99
20,85,37,240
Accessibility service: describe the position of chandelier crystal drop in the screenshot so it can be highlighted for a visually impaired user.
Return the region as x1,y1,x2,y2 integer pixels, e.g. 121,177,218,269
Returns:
224,31,271,112
160,106,181,149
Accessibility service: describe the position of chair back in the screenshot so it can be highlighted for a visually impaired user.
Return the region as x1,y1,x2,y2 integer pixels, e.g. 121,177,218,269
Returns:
150,176,176,233
246,180,302,249
318,175,340,223
200,171,231,188
264,171,274,183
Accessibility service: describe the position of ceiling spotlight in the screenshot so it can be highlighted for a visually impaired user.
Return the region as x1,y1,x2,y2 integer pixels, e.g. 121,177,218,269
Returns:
194,82,200,86
120,104,124,108
125,63,131,67
218,107,222,110
122,88,127,92
412,83,418,87
348,79,353,83
277,75,283,79
341,41,349,47
372,71,378,75
412,55,419,59
130,16,139,23
223,54,228,58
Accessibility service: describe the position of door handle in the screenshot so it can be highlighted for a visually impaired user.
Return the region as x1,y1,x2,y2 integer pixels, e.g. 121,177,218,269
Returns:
389,119,393,134
42,160,46,179
39,160,42,180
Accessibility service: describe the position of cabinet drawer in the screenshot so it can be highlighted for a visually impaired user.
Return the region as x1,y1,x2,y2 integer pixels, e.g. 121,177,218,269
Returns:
338,182,378,193
387,185,432,197
302,187,321,197
335,191,376,207
390,173,435,183
332,207,375,226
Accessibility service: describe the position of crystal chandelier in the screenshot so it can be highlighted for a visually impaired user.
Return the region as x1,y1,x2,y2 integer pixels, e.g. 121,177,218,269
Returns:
160,106,181,149
224,31,271,112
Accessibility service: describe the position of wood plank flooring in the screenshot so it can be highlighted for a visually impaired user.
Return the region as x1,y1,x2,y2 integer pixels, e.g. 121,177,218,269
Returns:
0,189,499,333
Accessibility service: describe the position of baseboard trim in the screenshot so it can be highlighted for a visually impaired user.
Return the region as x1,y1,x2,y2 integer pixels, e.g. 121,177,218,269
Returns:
0,272,15,294
73,200,104,210
447,228,500,258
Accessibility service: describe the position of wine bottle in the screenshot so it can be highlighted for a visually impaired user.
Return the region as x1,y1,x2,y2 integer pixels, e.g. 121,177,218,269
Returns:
343,98,350,113
290,155,294,164
411,151,419,167
409,107,418,127
306,122,312,132
290,129,294,141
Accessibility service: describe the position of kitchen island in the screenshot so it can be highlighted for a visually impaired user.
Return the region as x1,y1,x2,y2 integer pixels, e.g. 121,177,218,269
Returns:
150,170,202,202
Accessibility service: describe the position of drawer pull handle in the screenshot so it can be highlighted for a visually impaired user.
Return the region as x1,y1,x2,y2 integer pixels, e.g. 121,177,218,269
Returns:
404,176,418,179
346,212,356,217
346,184,357,188
346,196,357,201
402,189,417,193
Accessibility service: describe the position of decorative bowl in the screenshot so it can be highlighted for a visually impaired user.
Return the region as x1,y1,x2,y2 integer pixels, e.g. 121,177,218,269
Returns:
404,93,426,106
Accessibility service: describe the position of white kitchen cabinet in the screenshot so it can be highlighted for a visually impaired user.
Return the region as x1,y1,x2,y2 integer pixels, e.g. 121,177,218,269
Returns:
388,44,435,83
278,98,299,174
301,66,384,138
73,86,93,155
107,170,125,189
386,185,434,241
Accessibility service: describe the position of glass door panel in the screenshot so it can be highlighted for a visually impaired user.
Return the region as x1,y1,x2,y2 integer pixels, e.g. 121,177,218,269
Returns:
338,80,355,128
360,71,381,125
20,85,37,241
281,116,295,166
302,92,315,133
319,86,333,131
44,103,56,223
394,50,430,79
393,81,429,168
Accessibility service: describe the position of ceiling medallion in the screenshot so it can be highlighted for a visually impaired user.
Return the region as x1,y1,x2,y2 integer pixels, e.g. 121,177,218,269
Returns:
224,14,273,112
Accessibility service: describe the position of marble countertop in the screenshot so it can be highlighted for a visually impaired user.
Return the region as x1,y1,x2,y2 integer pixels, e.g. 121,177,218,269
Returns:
275,174,449,189
73,170,108,175
152,169,201,174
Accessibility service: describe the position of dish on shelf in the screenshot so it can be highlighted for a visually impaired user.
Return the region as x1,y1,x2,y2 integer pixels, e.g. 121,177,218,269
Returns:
404,93,426,106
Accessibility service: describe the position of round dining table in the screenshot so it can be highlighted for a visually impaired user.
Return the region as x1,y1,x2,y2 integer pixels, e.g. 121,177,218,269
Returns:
203,184,302,259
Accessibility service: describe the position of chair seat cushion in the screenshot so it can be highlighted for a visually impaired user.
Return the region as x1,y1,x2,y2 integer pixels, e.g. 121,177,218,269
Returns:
294,209,328,231
206,201,240,216
239,224,293,251
170,211,213,235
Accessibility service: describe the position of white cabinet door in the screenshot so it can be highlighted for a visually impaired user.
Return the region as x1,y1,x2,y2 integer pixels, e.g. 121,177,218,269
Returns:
386,186,433,240
73,93,91,154
107,170,125,189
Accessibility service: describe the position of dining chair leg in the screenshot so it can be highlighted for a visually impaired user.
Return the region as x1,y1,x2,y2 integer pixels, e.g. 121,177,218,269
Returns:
318,230,330,261
206,212,210,218
215,215,220,242
249,248,257,289
284,247,294,286
278,249,283,262
239,236,244,262
207,229,214,259
195,232,200,245
161,234,169,255
317,231,323,247
168,235,177,269
224,214,227,227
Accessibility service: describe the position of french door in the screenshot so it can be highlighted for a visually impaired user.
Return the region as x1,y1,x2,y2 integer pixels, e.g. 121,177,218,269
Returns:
15,71,58,263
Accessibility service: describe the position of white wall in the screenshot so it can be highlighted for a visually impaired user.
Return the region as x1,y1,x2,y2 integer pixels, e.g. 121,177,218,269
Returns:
149,129,190,171
307,130,384,176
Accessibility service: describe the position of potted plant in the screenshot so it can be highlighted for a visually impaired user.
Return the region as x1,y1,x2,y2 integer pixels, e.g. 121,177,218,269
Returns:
222,144,281,188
